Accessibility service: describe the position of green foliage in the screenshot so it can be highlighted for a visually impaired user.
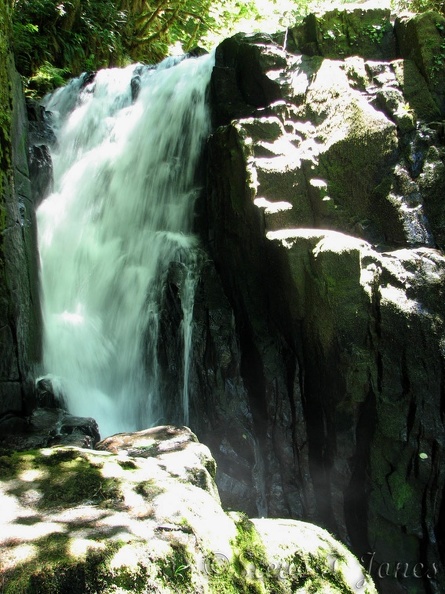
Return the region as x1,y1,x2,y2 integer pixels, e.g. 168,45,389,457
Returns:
122,0,214,61
430,28,445,80
431,43,445,75
10,0,316,93
26,61,70,98
11,0,226,83
363,22,386,44
157,543,192,591
392,0,445,15
12,0,126,79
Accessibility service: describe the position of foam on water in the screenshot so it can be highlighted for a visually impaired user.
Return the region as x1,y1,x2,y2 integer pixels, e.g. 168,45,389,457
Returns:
37,53,214,437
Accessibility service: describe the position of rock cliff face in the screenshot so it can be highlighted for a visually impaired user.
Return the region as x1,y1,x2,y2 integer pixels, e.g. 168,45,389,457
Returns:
0,1,41,423
176,8,445,594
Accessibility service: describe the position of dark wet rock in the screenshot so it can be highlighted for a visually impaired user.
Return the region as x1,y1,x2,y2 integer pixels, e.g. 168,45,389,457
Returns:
211,32,285,126
26,99,57,147
130,74,141,102
289,6,396,61
80,70,96,90
197,9,445,594
0,407,100,452
0,26,42,419
35,376,67,410
28,144,53,206
188,46,208,57
26,99,55,207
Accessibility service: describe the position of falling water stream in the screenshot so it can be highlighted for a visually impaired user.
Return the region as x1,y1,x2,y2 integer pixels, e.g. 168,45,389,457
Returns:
37,53,214,438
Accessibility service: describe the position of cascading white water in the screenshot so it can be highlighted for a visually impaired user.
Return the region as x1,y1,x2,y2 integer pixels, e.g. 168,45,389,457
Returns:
37,53,214,438
179,251,201,428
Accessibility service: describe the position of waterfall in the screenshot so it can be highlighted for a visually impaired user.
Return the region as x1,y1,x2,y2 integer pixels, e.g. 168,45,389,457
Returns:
37,53,214,438
179,250,201,428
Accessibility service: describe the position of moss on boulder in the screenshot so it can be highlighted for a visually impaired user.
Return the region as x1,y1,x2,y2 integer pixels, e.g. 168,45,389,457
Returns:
0,427,377,593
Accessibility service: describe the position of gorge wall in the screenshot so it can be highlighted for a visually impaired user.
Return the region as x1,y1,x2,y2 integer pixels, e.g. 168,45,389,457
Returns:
1,4,445,594
0,0,41,423
181,8,445,594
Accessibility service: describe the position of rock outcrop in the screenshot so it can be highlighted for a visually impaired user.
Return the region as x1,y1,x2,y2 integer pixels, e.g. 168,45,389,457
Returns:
180,7,445,594
0,1,41,420
0,426,377,593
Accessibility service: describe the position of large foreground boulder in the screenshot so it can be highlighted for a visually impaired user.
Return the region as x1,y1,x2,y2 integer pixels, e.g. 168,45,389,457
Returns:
0,426,376,593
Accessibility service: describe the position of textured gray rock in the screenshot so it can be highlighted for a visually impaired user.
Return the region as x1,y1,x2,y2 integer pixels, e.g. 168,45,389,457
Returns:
195,10,445,594
0,13,41,420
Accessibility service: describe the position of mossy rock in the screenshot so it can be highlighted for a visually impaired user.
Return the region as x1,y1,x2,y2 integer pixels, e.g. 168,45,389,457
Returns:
0,0,13,202
395,11,445,116
0,448,123,509
310,90,400,242
290,8,396,61
0,443,378,593
392,59,441,123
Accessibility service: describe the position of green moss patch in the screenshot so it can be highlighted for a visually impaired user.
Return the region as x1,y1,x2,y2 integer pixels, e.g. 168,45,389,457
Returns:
134,479,165,499
1,448,123,510
286,549,354,594
1,534,159,594
208,514,287,594
2,533,118,594
157,542,193,592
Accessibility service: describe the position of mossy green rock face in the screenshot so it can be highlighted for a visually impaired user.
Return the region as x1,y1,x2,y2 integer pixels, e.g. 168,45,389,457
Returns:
0,1,12,191
395,11,445,115
289,7,396,61
0,0,41,418
0,428,377,593
267,231,445,589
203,10,445,594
